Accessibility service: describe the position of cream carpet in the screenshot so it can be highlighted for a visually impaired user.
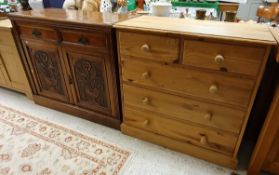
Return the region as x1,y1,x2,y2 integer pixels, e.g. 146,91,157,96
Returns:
0,87,247,175
0,104,131,175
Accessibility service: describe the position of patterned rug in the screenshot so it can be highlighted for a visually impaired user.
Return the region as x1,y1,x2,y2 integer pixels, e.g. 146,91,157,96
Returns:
0,105,132,175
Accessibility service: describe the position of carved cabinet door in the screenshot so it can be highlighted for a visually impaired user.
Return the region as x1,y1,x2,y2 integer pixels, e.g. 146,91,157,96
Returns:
64,50,113,116
22,39,70,102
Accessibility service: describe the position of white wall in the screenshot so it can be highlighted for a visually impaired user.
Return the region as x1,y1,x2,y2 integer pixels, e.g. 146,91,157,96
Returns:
237,0,263,20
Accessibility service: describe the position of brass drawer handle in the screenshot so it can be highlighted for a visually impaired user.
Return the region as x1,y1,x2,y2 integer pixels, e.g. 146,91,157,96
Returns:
141,44,150,52
78,36,89,45
32,30,42,38
214,54,225,64
142,72,150,79
200,136,207,145
204,112,212,121
142,97,150,105
209,84,219,94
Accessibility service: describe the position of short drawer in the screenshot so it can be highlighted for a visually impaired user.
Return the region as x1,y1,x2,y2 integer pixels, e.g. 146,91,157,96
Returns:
18,24,58,41
123,107,238,155
118,32,179,62
183,40,266,76
121,58,255,107
123,84,245,134
61,30,107,48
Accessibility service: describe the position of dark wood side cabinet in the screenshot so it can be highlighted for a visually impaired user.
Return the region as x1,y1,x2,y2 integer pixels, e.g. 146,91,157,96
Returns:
8,9,132,129
248,77,279,175
248,28,279,174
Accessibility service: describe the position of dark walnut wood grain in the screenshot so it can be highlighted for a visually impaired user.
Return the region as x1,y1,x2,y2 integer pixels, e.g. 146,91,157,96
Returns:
8,9,134,129
67,52,111,113
23,39,69,102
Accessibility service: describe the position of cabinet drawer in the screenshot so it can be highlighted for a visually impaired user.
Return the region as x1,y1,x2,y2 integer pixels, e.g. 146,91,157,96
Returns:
123,84,244,134
18,25,58,41
123,107,238,155
118,32,179,62
61,30,107,48
121,58,255,107
183,40,266,76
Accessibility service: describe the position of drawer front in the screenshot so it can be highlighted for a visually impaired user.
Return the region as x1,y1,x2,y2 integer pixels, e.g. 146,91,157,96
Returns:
0,30,15,46
123,84,245,134
183,40,266,76
123,107,238,155
18,25,58,41
61,30,107,48
121,58,255,107
118,32,179,62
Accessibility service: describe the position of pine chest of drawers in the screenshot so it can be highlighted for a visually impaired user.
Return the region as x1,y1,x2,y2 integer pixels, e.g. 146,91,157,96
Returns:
114,16,276,168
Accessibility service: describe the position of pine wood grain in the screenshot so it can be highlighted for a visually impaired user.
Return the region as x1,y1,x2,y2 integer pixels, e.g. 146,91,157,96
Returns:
122,123,238,168
115,16,276,45
0,19,32,98
183,40,266,77
121,58,255,107
124,106,238,155
119,32,179,63
116,19,273,168
124,83,245,134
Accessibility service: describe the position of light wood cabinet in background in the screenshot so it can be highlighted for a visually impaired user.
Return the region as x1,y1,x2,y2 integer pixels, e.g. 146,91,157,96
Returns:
0,19,32,98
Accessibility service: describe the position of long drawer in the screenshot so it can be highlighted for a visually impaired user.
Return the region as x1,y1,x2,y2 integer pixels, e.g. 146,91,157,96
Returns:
123,106,238,155
121,58,255,107
183,40,265,77
123,84,245,134
118,32,179,63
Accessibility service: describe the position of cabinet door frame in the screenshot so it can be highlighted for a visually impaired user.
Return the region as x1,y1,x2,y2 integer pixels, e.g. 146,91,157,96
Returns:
21,38,72,103
61,44,118,118
0,52,12,88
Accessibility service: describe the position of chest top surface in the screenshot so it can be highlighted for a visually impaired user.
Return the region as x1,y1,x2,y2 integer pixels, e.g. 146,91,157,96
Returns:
8,8,134,27
114,15,277,45
0,19,12,30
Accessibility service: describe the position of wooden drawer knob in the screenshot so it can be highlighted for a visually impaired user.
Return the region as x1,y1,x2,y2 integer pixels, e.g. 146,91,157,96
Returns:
209,84,219,94
143,119,149,126
200,136,207,145
141,44,150,52
204,112,212,121
142,97,150,105
142,72,150,79
214,54,224,64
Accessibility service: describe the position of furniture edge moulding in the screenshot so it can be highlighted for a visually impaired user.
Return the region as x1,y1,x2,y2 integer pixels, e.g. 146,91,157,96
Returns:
7,14,114,32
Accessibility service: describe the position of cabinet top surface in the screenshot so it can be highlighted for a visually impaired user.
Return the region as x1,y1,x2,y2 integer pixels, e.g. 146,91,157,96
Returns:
114,15,277,45
8,8,134,27
0,19,12,29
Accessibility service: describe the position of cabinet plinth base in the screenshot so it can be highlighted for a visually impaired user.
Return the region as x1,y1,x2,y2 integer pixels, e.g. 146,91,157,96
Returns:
121,123,238,169
34,95,121,130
